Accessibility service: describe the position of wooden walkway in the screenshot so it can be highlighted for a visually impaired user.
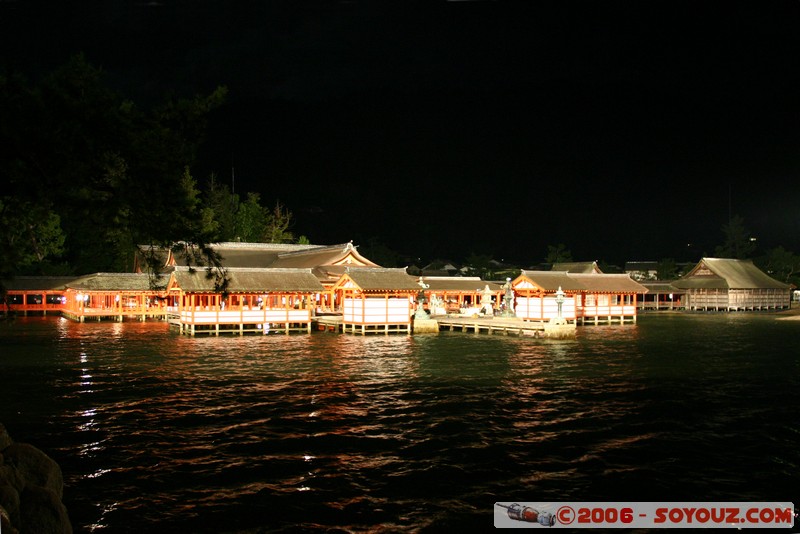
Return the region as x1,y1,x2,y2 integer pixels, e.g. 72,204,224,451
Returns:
314,314,550,336
435,316,546,336
62,308,167,322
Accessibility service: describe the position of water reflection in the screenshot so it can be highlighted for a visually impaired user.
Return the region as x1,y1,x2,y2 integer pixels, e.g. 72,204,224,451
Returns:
1,316,798,532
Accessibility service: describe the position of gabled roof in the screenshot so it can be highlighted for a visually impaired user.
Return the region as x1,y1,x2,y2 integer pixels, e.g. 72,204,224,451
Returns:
639,281,685,294
673,258,790,290
133,245,171,273
421,276,503,292
333,268,420,292
552,261,603,274
514,270,586,292
168,267,324,293
141,241,379,275
312,265,350,284
569,273,649,293
270,242,378,269
66,273,165,292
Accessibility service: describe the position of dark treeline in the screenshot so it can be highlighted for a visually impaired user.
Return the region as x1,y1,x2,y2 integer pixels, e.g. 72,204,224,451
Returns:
2,57,798,290
0,55,299,287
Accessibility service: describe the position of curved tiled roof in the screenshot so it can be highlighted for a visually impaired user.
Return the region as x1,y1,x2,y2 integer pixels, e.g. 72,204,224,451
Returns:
169,267,324,292
516,270,586,291
552,261,602,274
3,276,76,291
66,273,166,291
569,273,648,293
271,243,378,268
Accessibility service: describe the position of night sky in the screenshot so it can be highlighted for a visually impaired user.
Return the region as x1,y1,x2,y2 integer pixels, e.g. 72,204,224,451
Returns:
3,1,799,266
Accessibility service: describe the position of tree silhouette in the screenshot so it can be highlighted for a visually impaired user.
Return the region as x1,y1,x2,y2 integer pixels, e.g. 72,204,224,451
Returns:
714,215,756,259
545,243,573,264
1,55,226,285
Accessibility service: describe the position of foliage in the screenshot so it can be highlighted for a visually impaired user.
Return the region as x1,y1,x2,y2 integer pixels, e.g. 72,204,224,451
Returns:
203,174,238,241
494,267,521,281
235,192,270,242
0,198,65,276
359,238,401,267
263,201,295,244
545,243,572,264
656,258,678,280
757,246,800,286
714,215,756,259
597,261,622,274
463,253,494,279
0,55,228,288
198,174,299,245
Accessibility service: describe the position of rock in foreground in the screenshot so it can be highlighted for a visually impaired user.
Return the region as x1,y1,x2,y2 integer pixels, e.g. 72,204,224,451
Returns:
0,423,72,534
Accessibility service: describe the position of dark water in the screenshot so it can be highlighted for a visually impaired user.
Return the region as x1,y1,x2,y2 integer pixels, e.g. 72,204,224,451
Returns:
1,314,798,532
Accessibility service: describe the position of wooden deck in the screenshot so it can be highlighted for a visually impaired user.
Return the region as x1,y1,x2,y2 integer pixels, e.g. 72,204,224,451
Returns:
313,315,344,332
316,314,546,336
167,308,312,336
312,314,411,335
434,315,546,336
61,307,167,322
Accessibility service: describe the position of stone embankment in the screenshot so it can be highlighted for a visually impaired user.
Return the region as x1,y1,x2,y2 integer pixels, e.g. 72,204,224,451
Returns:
0,423,72,534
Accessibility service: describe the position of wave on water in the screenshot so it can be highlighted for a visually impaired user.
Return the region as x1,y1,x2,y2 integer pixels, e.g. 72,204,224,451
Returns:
1,315,798,531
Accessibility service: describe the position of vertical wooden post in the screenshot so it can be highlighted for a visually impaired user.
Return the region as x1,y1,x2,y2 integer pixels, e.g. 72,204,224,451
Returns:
539,292,544,321
215,293,220,335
